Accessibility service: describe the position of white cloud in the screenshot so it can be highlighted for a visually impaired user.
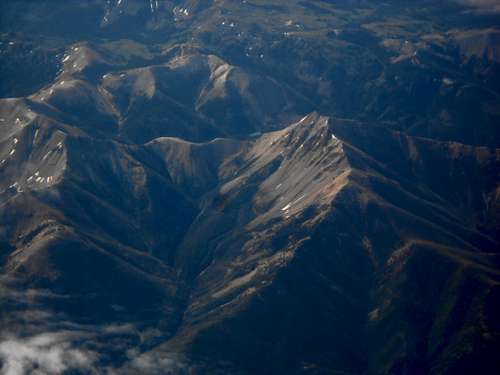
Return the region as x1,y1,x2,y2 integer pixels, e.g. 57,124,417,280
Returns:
107,350,190,375
455,0,500,14
126,352,185,374
0,332,98,375
0,277,182,374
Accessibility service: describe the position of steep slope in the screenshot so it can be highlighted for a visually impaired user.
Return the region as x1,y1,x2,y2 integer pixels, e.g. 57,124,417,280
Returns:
146,136,247,198
126,115,499,374
1,105,499,373
0,103,193,327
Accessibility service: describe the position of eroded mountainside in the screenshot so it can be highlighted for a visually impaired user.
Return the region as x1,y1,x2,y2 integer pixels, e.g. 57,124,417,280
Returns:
1,1,499,374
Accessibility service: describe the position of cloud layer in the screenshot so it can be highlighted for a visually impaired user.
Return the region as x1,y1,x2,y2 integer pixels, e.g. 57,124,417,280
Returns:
455,0,500,14
0,332,98,375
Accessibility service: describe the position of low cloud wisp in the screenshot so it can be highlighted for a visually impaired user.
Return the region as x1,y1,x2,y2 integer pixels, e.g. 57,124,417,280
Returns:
455,0,500,14
0,332,98,375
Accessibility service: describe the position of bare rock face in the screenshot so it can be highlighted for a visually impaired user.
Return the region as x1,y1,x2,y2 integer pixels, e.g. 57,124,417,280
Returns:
1,1,499,374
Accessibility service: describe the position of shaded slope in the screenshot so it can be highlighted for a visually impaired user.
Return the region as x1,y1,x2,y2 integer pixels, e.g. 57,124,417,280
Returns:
137,114,499,374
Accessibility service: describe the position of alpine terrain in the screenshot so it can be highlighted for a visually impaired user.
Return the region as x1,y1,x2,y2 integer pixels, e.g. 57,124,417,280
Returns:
0,1,499,374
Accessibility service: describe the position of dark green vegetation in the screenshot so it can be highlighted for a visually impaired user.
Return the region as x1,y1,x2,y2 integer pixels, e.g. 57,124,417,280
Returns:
0,1,499,374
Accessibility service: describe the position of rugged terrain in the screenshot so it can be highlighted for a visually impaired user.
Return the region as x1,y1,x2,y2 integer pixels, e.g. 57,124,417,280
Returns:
1,1,499,374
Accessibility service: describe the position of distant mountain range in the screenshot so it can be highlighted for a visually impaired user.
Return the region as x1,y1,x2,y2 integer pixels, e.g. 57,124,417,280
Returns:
1,1,499,374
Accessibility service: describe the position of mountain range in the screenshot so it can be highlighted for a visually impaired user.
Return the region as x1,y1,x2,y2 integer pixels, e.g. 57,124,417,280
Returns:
0,1,499,374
